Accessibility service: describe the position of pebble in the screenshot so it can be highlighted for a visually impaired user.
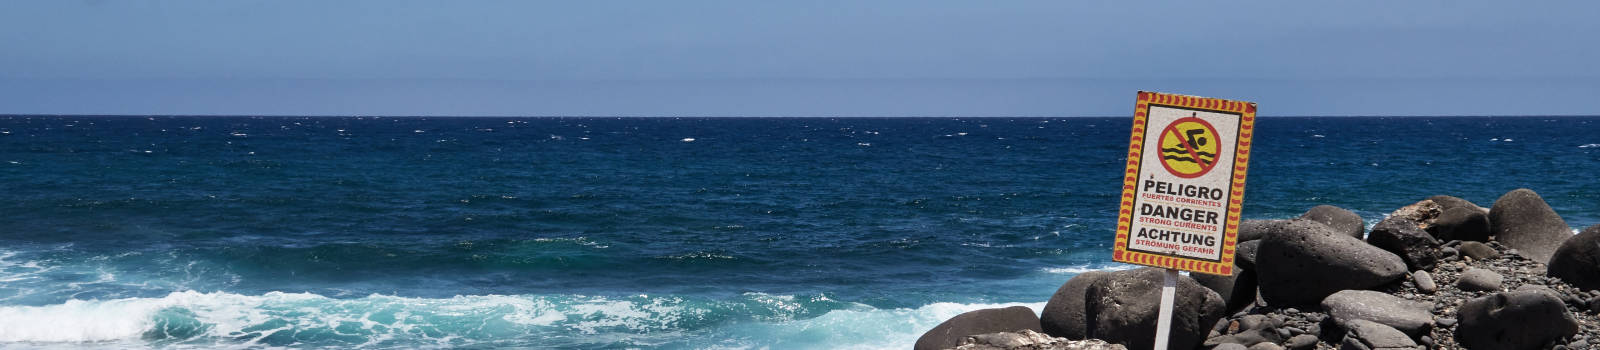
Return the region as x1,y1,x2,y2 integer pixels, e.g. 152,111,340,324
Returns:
1414,270,1438,293
1437,317,1457,327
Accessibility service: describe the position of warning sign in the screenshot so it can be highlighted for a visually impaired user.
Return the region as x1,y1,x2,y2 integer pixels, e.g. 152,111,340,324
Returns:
1113,91,1256,276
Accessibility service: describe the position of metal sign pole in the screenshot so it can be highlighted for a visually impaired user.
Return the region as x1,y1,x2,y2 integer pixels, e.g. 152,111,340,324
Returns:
1153,268,1178,350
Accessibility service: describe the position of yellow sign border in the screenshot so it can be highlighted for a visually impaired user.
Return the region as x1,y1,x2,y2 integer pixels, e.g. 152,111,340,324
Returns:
1112,91,1256,276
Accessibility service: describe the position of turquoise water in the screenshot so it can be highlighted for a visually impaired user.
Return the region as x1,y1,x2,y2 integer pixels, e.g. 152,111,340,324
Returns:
0,116,1596,348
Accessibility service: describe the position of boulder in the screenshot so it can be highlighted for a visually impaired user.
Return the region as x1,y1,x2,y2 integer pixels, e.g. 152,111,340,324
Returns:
952,330,1128,350
1237,219,1284,242
1455,290,1579,350
1488,188,1573,263
1040,271,1111,339
1459,241,1500,260
1548,224,1600,291
1339,319,1418,350
1428,206,1492,242
1255,219,1407,307
1082,268,1225,350
1413,270,1437,294
1388,200,1443,229
916,306,1043,350
1365,217,1440,271
1193,266,1258,314
1320,290,1434,338
1300,205,1366,239
1427,195,1485,212
1235,240,1262,270
1457,268,1504,292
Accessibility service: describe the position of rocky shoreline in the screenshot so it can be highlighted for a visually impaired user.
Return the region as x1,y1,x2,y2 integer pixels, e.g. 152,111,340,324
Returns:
918,189,1600,350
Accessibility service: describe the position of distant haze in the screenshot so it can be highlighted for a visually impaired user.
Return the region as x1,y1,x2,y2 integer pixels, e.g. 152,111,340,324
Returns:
1,1,1596,116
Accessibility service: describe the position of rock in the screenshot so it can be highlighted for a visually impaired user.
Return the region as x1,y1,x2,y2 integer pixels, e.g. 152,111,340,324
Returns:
1429,206,1492,242
1455,290,1580,350
1255,219,1407,307
1548,224,1600,291
1457,267,1503,292
1428,195,1485,212
1413,270,1437,293
1321,290,1434,337
1365,217,1441,271
1437,318,1456,327
1459,241,1500,260
1286,334,1318,350
951,330,1128,350
1205,328,1280,347
1488,188,1573,263
1041,271,1111,339
1248,343,1284,350
1213,343,1248,350
915,306,1043,350
1389,199,1443,228
1235,240,1262,270
1339,319,1418,350
1238,219,1284,242
1439,246,1459,259
1193,266,1258,314
1300,205,1366,239
1082,268,1225,350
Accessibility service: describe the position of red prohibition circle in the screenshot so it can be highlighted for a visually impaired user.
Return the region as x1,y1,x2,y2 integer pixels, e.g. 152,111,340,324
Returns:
1157,116,1223,178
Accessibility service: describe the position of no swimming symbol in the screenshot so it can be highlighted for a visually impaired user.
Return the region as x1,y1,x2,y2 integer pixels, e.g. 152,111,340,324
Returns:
1157,114,1221,178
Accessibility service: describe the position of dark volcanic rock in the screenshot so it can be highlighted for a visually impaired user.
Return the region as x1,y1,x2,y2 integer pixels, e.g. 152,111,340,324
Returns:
1083,268,1225,350
1455,290,1579,350
915,306,1043,350
1389,200,1443,228
1459,241,1501,260
1300,205,1366,240
1285,334,1318,350
1365,217,1441,271
1255,219,1407,307
1488,188,1573,263
1213,343,1248,350
1548,224,1600,291
1428,195,1485,212
1340,319,1418,350
1429,206,1492,242
1457,267,1504,292
1238,219,1284,242
1413,270,1437,293
1194,266,1258,314
1040,271,1111,339
1236,240,1262,270
952,330,1127,350
1321,290,1434,338
1205,329,1280,348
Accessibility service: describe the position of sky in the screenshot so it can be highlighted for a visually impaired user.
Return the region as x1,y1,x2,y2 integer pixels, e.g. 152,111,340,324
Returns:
0,1,1596,117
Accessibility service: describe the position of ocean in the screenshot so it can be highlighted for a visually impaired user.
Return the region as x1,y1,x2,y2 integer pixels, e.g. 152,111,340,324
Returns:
0,116,1597,349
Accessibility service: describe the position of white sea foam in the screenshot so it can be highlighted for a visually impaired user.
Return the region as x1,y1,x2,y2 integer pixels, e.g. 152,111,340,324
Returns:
1041,263,1138,275
1580,144,1600,148
725,300,1047,350
0,289,1055,349
0,291,656,345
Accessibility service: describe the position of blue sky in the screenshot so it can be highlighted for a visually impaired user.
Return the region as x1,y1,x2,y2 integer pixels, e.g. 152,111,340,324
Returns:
0,1,1596,116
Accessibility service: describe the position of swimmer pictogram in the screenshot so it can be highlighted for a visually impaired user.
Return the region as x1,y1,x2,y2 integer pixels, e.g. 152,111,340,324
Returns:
1157,114,1221,178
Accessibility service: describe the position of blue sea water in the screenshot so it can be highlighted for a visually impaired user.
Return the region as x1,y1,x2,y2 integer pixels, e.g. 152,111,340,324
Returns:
0,116,1597,349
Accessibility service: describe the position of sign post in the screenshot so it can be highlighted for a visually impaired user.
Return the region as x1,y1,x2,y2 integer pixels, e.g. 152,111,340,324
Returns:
1113,91,1255,349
